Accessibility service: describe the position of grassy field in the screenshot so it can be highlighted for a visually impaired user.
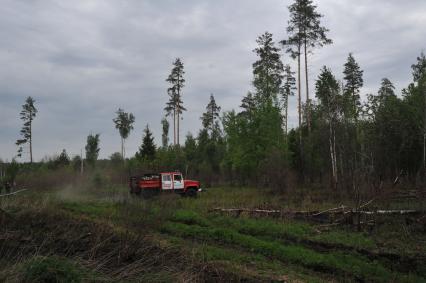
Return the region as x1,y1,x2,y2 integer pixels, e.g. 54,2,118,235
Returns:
0,183,425,282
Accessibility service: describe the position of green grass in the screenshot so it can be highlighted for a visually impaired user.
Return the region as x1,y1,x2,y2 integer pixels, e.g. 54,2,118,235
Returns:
61,201,118,218
21,256,86,283
2,184,423,282
162,220,425,283
171,209,376,250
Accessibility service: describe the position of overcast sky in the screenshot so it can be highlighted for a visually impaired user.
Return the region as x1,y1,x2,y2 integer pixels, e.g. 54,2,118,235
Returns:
0,0,425,161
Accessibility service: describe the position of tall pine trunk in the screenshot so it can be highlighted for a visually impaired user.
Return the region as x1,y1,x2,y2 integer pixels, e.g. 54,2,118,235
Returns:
297,45,302,144
29,117,33,164
173,109,176,145
285,94,288,136
177,109,180,146
297,44,304,177
304,40,311,134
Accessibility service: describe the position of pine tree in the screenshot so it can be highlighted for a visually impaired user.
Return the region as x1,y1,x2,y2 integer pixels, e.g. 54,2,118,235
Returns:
411,51,426,83
283,0,332,133
253,32,284,105
184,133,197,163
378,78,396,99
201,94,221,136
85,134,100,167
16,96,37,163
56,149,70,167
343,53,364,121
282,65,296,135
301,0,332,132
137,125,156,161
282,1,304,147
113,108,135,159
240,92,256,119
161,117,169,148
165,58,186,146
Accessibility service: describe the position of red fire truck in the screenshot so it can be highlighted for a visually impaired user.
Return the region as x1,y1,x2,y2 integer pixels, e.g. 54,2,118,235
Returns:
129,171,200,197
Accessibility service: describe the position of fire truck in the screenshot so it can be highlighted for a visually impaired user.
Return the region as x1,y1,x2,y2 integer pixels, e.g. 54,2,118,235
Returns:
129,171,200,198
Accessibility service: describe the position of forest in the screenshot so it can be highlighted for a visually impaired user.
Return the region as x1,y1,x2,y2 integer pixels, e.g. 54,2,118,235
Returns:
1,0,425,282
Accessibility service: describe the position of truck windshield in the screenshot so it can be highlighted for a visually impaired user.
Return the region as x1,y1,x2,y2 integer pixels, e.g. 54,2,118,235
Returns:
174,174,182,182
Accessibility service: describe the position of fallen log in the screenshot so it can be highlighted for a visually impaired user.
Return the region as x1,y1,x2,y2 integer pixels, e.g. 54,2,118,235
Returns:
312,205,348,216
212,207,424,219
356,209,420,215
0,189,28,198
211,208,281,214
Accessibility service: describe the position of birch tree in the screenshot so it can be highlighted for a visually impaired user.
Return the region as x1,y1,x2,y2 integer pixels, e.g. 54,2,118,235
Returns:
282,65,296,136
315,67,341,189
161,117,169,148
113,108,135,159
85,134,100,167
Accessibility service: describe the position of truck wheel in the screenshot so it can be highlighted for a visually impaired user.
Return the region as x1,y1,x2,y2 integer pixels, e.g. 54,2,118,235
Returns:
186,188,197,198
141,190,152,199
130,187,141,195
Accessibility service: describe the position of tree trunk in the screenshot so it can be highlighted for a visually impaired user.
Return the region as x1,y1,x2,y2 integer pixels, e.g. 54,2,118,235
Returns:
424,81,426,180
297,45,302,140
173,109,176,145
285,94,288,136
121,137,124,160
329,119,338,190
29,117,33,164
177,108,180,146
297,44,304,178
304,40,311,134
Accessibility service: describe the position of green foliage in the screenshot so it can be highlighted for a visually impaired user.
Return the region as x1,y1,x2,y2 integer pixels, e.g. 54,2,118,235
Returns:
112,108,135,141
378,78,396,99
201,94,221,135
315,66,341,112
165,58,186,116
222,33,288,186
109,152,123,166
136,125,156,162
1,160,19,192
85,133,100,167
343,53,363,120
56,149,70,167
252,32,284,104
71,155,82,172
282,0,332,56
16,96,37,163
113,108,135,159
411,51,426,82
161,117,169,148
165,58,186,145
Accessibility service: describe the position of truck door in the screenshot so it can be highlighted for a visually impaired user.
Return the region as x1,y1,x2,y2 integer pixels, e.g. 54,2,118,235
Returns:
162,174,172,190
173,173,184,190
